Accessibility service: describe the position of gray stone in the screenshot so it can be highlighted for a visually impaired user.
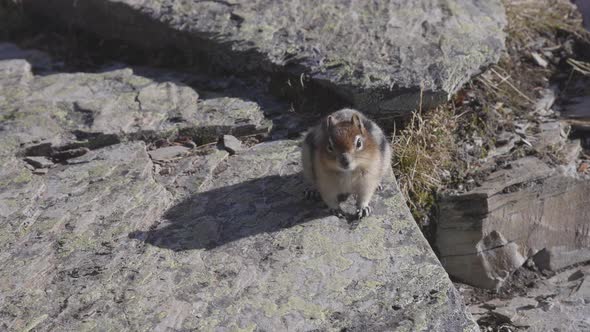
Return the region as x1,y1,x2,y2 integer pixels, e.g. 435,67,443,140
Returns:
32,168,48,175
438,156,590,289
221,134,243,154
531,52,549,68
24,156,54,169
0,43,477,330
132,140,477,331
148,145,190,161
573,276,590,299
22,0,506,116
154,148,229,198
561,95,590,120
0,142,173,332
574,0,590,30
0,139,478,331
466,265,590,331
534,88,556,114
0,44,270,160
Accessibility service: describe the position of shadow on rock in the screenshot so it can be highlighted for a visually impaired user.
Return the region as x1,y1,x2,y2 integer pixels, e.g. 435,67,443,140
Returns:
130,173,330,251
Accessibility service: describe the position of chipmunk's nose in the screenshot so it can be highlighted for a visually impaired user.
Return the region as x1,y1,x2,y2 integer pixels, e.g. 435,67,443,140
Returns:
339,155,351,169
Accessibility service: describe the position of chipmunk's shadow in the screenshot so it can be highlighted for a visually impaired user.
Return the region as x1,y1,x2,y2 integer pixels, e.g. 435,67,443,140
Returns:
130,173,331,251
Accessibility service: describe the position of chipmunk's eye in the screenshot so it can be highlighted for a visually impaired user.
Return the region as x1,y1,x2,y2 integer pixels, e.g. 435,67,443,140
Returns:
355,137,363,150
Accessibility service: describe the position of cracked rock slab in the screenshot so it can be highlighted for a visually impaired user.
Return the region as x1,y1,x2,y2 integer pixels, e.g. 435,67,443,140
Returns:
0,42,477,330
438,156,590,289
467,265,590,331
1,139,477,331
0,142,173,331
22,0,506,116
130,140,477,331
0,44,270,159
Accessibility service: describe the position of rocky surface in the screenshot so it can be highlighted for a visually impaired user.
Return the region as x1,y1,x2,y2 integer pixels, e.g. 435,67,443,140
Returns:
460,264,590,331
437,83,590,290
0,44,478,330
221,134,243,155
21,0,506,116
0,57,270,165
438,155,590,289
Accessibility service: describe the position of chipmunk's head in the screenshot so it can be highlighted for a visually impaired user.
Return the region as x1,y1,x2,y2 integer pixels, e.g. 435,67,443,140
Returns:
320,113,376,172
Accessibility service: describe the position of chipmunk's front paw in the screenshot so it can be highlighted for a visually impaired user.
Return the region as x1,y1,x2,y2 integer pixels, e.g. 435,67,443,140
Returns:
356,206,372,219
304,189,321,201
329,208,345,218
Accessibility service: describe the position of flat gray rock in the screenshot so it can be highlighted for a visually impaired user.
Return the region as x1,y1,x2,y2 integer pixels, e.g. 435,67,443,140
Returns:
467,265,590,331
0,138,478,331
0,43,477,330
148,145,190,161
23,156,54,169
22,0,506,116
132,140,477,331
221,134,243,154
0,45,270,160
438,156,590,289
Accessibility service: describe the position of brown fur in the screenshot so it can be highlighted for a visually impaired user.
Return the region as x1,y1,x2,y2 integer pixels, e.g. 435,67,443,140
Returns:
317,117,378,173
302,109,391,218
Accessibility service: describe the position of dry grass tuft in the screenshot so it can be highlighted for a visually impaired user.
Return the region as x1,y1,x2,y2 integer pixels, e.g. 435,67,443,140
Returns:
477,0,590,112
391,105,457,225
505,0,590,47
391,0,590,228
568,58,590,76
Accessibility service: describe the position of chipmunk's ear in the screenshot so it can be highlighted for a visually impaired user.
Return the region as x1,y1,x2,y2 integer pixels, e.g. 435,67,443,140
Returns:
351,114,364,133
324,115,336,130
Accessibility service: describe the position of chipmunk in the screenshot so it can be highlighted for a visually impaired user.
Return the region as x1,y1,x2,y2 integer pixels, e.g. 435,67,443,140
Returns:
301,109,392,219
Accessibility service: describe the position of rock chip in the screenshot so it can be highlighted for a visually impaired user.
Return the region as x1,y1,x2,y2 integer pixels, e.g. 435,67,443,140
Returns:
32,168,48,175
221,134,243,154
148,145,190,161
22,0,507,116
24,156,54,169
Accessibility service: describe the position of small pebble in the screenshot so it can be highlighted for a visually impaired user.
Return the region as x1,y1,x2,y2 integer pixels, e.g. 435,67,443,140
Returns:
33,168,48,175
221,135,243,155
24,156,54,169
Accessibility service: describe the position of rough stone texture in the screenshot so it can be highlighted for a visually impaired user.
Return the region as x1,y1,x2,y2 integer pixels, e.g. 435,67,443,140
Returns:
0,44,270,163
464,265,590,331
148,145,190,161
437,83,590,290
133,140,479,331
22,0,506,116
0,44,477,330
221,134,243,154
438,155,590,289
0,141,479,331
23,156,54,169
